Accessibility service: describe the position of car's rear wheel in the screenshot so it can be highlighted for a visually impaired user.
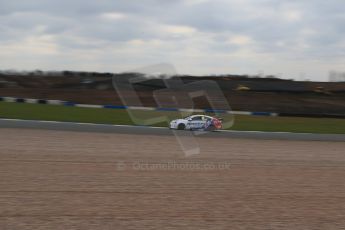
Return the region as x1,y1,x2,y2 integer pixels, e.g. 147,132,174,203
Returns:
206,126,216,131
177,123,185,130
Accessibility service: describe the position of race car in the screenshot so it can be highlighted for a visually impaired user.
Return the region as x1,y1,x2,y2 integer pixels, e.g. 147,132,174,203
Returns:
169,115,222,131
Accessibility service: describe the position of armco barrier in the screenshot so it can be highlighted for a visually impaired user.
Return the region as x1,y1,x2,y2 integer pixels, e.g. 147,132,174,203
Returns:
0,96,279,117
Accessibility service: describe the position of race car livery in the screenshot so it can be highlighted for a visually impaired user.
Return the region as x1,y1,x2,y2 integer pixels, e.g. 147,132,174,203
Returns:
169,115,223,131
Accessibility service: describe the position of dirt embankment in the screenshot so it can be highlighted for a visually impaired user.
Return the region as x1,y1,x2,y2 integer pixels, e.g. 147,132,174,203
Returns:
1,74,345,115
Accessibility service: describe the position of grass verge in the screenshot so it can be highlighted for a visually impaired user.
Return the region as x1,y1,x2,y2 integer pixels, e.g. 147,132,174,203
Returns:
0,102,344,134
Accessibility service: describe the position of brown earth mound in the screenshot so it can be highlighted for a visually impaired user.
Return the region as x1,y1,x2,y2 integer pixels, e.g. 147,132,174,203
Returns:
1,74,344,115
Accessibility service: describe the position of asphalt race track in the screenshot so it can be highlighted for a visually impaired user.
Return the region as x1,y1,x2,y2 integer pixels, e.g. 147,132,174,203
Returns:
1,118,344,142
1,119,345,229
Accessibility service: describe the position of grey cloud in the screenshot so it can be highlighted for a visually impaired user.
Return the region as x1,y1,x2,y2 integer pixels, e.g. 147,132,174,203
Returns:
0,0,344,80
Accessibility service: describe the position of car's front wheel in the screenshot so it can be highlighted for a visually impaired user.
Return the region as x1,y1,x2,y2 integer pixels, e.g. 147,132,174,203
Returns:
177,123,186,130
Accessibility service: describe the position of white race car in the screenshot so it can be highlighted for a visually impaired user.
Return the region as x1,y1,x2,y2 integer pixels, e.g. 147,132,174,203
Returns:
169,115,223,131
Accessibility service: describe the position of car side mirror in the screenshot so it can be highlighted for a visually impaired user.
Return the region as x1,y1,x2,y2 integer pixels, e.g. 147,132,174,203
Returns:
188,118,192,121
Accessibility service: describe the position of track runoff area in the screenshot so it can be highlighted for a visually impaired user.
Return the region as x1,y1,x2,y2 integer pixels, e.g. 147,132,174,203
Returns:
1,121,345,229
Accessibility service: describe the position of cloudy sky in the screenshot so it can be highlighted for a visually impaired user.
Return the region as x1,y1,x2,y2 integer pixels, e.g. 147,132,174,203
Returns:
0,0,344,81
